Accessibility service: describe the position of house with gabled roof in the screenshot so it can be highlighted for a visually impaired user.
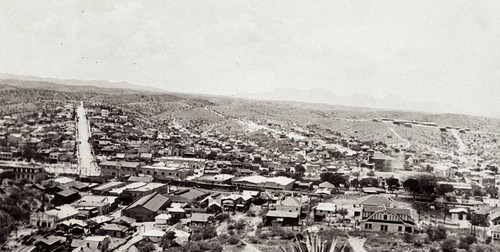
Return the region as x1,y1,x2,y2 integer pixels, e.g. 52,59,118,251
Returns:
353,195,397,219
99,223,129,238
264,210,300,226
318,181,335,189
359,205,415,233
220,194,252,212
313,202,337,221
491,225,500,240
275,197,302,213
122,192,170,222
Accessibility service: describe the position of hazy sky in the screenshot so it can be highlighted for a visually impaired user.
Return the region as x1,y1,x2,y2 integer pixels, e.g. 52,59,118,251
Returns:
1,1,499,117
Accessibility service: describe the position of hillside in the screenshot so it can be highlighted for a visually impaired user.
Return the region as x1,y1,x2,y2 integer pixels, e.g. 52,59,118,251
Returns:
0,79,499,146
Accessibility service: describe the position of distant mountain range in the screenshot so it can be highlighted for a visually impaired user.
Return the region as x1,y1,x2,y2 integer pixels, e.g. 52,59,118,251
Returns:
235,87,456,115
0,73,166,93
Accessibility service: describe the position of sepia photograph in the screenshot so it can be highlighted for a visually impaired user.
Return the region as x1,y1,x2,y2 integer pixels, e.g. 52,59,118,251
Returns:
0,1,500,251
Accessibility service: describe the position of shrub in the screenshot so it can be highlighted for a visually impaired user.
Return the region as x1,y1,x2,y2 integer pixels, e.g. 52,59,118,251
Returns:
246,209,256,216
281,231,296,240
458,235,476,250
228,235,240,245
426,225,447,241
403,233,414,243
413,239,423,247
191,233,203,241
441,238,457,252
234,219,246,230
248,237,260,244
215,213,230,222
485,236,492,244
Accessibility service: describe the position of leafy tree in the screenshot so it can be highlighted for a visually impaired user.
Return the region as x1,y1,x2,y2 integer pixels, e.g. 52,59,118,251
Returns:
426,225,447,241
403,233,413,244
470,214,488,227
135,240,156,252
207,151,218,160
403,178,419,197
320,173,349,188
335,208,348,221
417,175,437,195
403,175,438,199
295,164,305,174
458,235,476,251
0,171,14,182
350,178,360,188
161,231,177,249
215,213,230,222
290,172,303,181
441,238,457,252
436,184,454,196
386,178,399,192
191,225,217,240
485,185,498,198
488,166,498,174
227,235,240,245
360,178,379,187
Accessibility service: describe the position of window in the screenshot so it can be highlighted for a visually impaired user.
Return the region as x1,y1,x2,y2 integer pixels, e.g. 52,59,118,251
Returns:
364,224,372,229
380,225,388,231
398,226,402,232
383,215,388,220
162,172,165,175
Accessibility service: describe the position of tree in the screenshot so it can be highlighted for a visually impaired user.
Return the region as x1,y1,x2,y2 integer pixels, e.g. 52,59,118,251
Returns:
458,235,476,251
135,240,156,252
290,172,303,181
489,166,498,174
350,178,360,188
403,178,419,198
295,164,305,174
207,151,218,160
403,175,438,199
485,185,498,198
403,233,413,244
436,184,454,196
335,208,348,221
360,178,378,187
215,213,230,222
441,238,457,252
417,175,437,195
161,231,177,249
470,214,488,227
367,171,375,177
386,178,400,192
320,173,348,188
426,225,447,241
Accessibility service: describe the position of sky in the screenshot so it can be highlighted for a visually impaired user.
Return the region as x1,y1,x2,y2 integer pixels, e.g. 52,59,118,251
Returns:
1,0,500,117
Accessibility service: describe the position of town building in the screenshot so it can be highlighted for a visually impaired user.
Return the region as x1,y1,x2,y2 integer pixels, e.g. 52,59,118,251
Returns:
123,192,171,222
359,206,415,233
